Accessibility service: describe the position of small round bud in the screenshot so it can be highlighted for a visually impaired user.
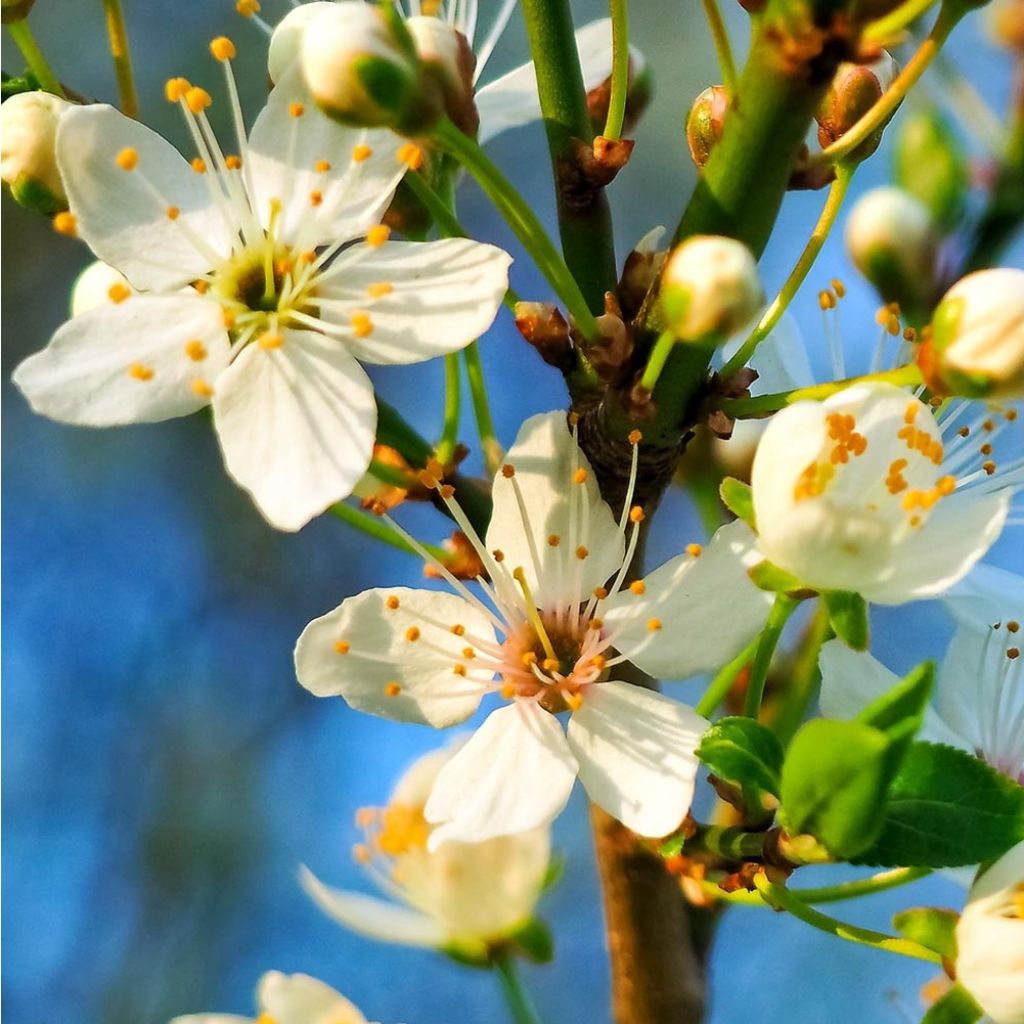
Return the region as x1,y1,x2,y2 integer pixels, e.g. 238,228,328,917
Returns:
844,187,937,313
69,261,135,317
991,0,1024,50
816,52,897,162
405,15,478,135
1,91,73,214
892,106,968,231
660,235,762,341
300,2,432,131
918,268,1024,399
686,86,729,169
267,1,335,82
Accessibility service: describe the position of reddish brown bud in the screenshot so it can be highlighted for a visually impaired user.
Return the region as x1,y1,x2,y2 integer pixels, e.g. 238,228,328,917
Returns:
816,53,897,162
686,85,729,169
514,302,574,371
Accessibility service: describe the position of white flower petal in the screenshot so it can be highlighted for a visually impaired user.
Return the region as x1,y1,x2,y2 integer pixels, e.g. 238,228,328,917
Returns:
211,328,376,531
56,104,228,289
567,681,707,837
721,313,815,394
602,520,771,680
314,238,511,365
862,490,1010,604
13,295,229,426
294,587,493,727
299,866,445,949
247,68,405,245
945,563,1024,629
424,702,577,847
486,411,624,607
257,972,367,1024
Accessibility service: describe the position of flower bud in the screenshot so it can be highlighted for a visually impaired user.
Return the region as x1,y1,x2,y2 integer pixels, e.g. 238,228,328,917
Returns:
586,56,652,136
300,2,437,132
70,261,135,317
844,186,937,314
816,52,897,161
405,15,478,135
893,106,968,232
686,86,729,169
1,0,35,23
660,235,762,341
991,0,1024,51
1,90,72,214
619,226,667,321
267,1,336,83
918,268,1024,399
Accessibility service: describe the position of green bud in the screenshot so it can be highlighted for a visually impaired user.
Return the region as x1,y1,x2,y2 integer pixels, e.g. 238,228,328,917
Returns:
816,53,898,163
893,106,969,232
1,90,72,215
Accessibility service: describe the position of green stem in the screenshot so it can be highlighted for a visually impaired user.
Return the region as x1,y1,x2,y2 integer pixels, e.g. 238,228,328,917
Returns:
494,954,543,1024
863,0,939,43
769,599,832,745
603,0,630,140
717,363,923,419
368,457,412,488
436,353,461,466
700,866,931,906
431,117,600,340
744,593,799,718
702,0,738,96
376,399,434,466
689,824,770,860
638,329,678,391
719,163,854,381
696,637,757,718
753,874,943,963
464,343,503,477
518,0,618,312
102,0,139,118
6,19,65,97
813,2,964,167
329,502,452,564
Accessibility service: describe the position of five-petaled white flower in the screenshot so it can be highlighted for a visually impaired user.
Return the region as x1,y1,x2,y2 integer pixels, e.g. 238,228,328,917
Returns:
295,411,772,845
751,381,1018,603
13,47,510,531
171,970,369,1024
300,741,550,957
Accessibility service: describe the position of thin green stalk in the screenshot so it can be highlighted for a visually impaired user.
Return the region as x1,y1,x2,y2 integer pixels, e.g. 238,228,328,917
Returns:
719,163,854,381
368,457,412,488
814,2,964,167
716,363,923,419
435,354,462,467
770,599,832,745
638,329,678,391
603,0,631,140
744,594,799,718
689,824,770,860
696,637,758,718
700,866,931,906
464,343,503,477
102,0,139,118
329,502,452,564
753,874,943,963
430,117,599,339
6,19,65,97
494,954,543,1024
863,0,939,43
702,0,738,96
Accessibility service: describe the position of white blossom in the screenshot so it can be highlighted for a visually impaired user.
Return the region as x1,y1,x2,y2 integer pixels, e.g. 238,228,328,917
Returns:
0,90,73,212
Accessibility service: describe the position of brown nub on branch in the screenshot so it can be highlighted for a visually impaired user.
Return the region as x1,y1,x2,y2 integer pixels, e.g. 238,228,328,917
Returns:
578,292,635,382
514,301,575,371
705,366,758,438
619,233,668,323
559,136,636,212
788,144,838,190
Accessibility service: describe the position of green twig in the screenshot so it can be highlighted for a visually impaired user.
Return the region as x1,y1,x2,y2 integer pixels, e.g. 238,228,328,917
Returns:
863,0,939,43
702,0,738,96
102,0,138,118
464,343,503,477
744,593,799,718
329,502,452,565
436,354,462,467
638,329,678,392
494,954,544,1024
769,599,832,745
719,163,854,381
6,18,65,97
700,866,931,906
603,0,631,140
696,638,757,718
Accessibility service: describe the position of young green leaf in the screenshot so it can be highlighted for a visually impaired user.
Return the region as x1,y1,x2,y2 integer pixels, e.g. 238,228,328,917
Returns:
748,560,805,593
856,660,935,755
822,590,869,650
505,917,555,964
921,984,983,1024
854,742,1024,867
719,477,756,530
893,907,959,960
697,716,784,799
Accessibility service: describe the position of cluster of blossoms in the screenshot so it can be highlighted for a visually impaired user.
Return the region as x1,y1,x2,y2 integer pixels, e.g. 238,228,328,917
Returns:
3,0,1024,1021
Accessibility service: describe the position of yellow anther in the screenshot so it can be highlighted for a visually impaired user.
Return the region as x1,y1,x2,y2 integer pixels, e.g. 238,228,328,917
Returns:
450,623,465,636
1007,409,1019,422
983,419,996,432
981,442,993,456
819,290,836,311
590,654,607,670
289,101,305,118
299,250,317,264
440,484,455,500
191,157,207,174
184,87,213,114
628,429,643,445
193,280,208,294
397,142,424,170
351,312,373,338
386,596,400,610
501,682,517,699
314,159,331,174
564,692,582,712
576,545,589,560
334,640,351,654
501,464,516,478
903,327,917,342
166,205,180,220
686,543,703,557
405,626,421,642
1009,647,1021,660
108,283,131,304
116,146,139,171
225,154,242,170
453,663,467,676
274,257,293,277
647,618,663,632
593,586,608,600
1008,620,1020,633
367,225,391,247
185,340,208,361
521,651,538,667
259,332,283,350
542,657,560,673
210,36,236,61
236,0,261,15
547,534,561,547
492,550,506,563
901,489,926,511
937,475,956,496
128,363,155,381
831,278,846,298
983,460,997,476
191,378,214,398
53,212,77,237
629,505,645,524
886,313,900,336
384,681,401,697
352,143,373,162
462,647,475,659
904,401,920,424
367,282,393,299
629,580,646,595
222,310,236,329
309,189,323,206
573,468,588,484
165,77,191,103
588,618,604,631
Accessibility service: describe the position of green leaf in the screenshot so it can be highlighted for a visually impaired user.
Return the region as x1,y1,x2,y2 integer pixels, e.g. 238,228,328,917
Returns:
893,907,959,960
541,853,565,893
748,560,805,593
720,477,756,531
779,719,893,858
857,660,934,757
822,590,869,650
921,984,983,1024
854,742,1024,867
504,917,555,964
697,716,783,800
894,107,969,233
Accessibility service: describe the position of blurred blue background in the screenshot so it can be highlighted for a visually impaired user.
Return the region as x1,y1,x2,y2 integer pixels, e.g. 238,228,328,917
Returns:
3,1,1023,1022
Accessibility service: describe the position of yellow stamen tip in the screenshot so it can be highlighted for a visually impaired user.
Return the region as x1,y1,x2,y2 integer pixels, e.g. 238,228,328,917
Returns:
334,640,351,654
53,211,77,237
309,189,323,206
210,36,236,61
547,534,561,547
259,332,283,350
384,682,401,697
366,225,391,247
128,362,155,382
116,146,139,171
351,312,373,338
367,281,393,299
404,626,420,642
628,429,643,445
236,0,261,15
165,77,191,103
352,143,373,162
450,623,465,636
576,545,589,560
166,205,180,220
184,86,213,114
565,692,582,712
225,154,242,170
289,101,305,118
629,505,645,524
191,157,207,174
314,159,331,173
686,543,703,557
386,596,400,610
572,468,588,484
185,339,208,361
397,142,424,170
107,283,131,304
191,378,214,398
647,618,662,632
629,580,646,595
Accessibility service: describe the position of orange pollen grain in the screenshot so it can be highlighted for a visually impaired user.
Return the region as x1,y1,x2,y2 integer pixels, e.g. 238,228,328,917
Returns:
462,647,475,659
350,312,373,338
334,641,350,654
686,543,703,557
589,618,604,631
1007,620,1020,633
576,546,589,560
128,363,154,381
367,282,393,298
629,581,646,595
1008,648,1021,660
259,332,283,350
53,212,77,236
210,36,236,61
647,618,662,632
629,506,645,524
352,143,373,162
405,627,420,642
384,682,401,697
573,468,588,484
547,534,561,547
116,147,139,171
108,283,131,304
451,624,465,636
191,157,207,174
397,142,424,170
593,586,608,600
166,205,180,220
185,340,208,361
164,77,191,103
980,443,993,456
309,189,323,207
191,378,214,398
184,87,213,114
225,155,242,170
314,159,331,173
983,460,997,476
289,102,305,118
453,664,467,676
386,596,400,610
367,225,391,247
628,429,643,445
439,485,455,500
501,464,516,478
492,550,505,563
222,310,236,328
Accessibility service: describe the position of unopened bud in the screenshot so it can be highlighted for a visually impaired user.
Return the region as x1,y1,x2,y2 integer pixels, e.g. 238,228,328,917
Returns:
1,90,73,214
619,226,667,321
514,302,573,371
1,0,35,23
686,85,729,169
301,2,436,131
267,1,335,83
405,15,478,136
70,261,134,317
816,52,897,162
845,187,937,314
918,268,1024,399
660,236,762,342
893,106,968,231
990,0,1024,50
